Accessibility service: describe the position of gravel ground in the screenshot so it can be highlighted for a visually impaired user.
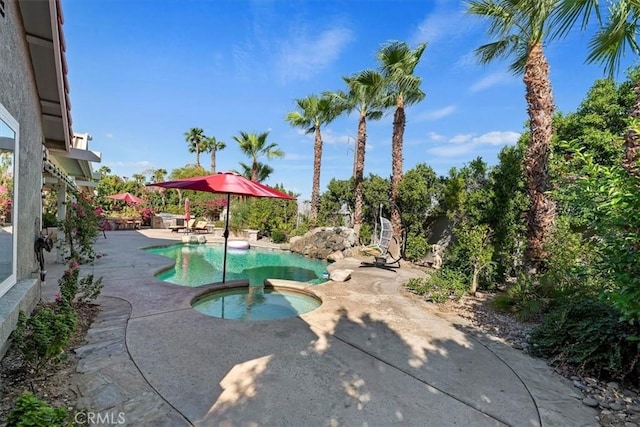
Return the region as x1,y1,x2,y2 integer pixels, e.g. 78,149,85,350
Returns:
443,292,640,427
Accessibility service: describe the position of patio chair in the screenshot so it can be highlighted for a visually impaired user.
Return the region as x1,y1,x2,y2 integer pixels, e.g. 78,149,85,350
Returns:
184,218,198,233
192,220,209,233
360,216,400,272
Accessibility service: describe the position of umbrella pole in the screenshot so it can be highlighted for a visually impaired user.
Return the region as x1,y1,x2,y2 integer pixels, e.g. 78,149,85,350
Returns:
222,193,231,283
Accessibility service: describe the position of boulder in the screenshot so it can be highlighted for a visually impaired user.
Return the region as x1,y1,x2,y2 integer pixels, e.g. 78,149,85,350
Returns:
289,227,359,260
182,235,207,244
327,251,344,262
330,269,353,282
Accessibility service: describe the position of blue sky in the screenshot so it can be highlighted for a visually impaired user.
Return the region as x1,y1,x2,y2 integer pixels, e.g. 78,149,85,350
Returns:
62,0,637,201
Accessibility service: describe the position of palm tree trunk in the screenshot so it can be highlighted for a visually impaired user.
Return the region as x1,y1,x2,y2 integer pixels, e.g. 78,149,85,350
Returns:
251,158,258,182
211,149,216,174
623,84,640,179
390,100,405,238
353,114,367,236
195,142,200,168
310,127,323,222
523,42,556,271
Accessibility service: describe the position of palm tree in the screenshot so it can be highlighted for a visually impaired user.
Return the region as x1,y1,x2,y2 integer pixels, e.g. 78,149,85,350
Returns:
150,168,167,207
238,161,274,182
377,41,427,237
151,168,167,183
202,135,226,173
131,173,146,186
185,127,205,168
97,166,112,176
327,70,387,236
285,94,341,222
467,0,557,271
233,131,284,182
553,0,640,178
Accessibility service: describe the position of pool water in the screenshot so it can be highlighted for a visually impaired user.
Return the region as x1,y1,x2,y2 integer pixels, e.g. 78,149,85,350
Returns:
192,287,321,320
146,244,328,286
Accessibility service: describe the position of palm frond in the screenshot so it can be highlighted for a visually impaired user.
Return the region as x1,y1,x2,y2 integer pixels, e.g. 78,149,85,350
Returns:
586,1,640,77
475,38,517,64
551,0,601,39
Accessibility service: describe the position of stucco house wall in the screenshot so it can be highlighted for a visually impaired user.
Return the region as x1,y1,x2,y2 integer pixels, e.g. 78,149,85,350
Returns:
0,0,47,356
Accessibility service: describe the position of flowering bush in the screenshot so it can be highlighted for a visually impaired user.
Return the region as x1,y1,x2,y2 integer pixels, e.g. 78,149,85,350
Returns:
202,197,227,220
60,193,101,263
138,206,154,226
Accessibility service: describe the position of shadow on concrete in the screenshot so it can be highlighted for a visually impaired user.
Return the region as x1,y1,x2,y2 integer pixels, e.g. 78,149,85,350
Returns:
42,230,594,426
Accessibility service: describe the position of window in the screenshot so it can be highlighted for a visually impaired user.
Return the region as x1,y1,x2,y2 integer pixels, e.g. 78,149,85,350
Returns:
0,103,18,298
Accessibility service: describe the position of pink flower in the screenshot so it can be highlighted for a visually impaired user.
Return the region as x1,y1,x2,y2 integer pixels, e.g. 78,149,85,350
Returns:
54,294,62,302
71,260,79,269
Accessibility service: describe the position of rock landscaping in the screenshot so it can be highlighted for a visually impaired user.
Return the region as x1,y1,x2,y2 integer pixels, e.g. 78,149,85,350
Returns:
289,227,359,260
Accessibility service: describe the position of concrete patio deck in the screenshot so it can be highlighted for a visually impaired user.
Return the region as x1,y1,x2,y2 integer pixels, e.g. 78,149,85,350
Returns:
40,228,597,426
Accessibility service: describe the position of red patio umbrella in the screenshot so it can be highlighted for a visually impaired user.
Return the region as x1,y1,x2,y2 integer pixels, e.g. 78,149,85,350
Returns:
106,192,145,204
147,171,295,283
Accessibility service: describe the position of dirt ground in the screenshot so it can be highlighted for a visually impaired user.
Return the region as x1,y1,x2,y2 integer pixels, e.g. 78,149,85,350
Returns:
0,302,99,426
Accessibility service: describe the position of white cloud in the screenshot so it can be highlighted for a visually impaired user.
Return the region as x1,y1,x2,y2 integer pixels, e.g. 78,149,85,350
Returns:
470,72,514,92
105,133,114,139
427,132,445,141
284,153,308,161
107,160,153,170
410,1,476,47
321,129,356,145
429,143,478,157
427,131,520,157
474,131,521,145
276,27,353,82
450,134,473,144
416,105,457,121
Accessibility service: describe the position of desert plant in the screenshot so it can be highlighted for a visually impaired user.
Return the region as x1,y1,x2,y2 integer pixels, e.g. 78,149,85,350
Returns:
7,392,69,427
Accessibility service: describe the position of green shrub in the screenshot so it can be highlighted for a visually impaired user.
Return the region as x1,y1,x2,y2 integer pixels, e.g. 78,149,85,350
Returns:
58,259,103,304
404,233,431,262
7,392,69,427
541,217,604,298
404,277,429,295
491,275,551,322
404,269,467,304
530,298,640,384
11,306,77,374
77,273,103,303
359,223,373,246
42,211,59,228
271,229,287,243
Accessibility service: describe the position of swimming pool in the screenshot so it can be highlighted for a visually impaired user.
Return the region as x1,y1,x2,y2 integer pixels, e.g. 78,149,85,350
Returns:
146,244,328,286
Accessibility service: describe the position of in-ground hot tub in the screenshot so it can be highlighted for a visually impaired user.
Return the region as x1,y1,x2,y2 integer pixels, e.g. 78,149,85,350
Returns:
192,283,321,321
